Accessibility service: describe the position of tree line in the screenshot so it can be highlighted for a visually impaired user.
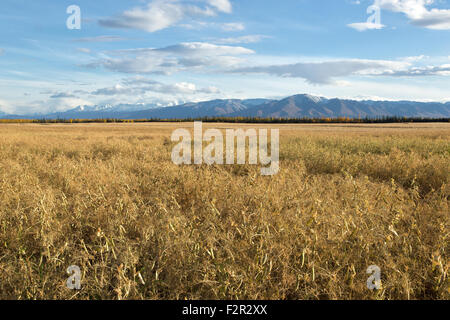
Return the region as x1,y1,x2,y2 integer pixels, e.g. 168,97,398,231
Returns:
0,116,448,124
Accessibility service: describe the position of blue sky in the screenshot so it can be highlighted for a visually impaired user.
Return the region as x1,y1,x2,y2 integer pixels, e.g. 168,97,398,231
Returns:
0,0,449,114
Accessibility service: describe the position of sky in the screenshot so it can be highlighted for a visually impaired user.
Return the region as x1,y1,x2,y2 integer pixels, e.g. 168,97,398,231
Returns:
0,0,449,114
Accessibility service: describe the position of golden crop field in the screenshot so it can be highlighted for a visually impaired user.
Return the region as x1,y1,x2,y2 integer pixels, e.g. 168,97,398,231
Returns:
0,122,448,300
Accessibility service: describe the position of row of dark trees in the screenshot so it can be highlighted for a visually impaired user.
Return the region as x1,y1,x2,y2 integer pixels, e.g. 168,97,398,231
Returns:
1,116,448,124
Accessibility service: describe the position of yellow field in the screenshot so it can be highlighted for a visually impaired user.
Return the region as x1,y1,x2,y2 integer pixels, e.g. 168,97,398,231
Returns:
0,122,448,300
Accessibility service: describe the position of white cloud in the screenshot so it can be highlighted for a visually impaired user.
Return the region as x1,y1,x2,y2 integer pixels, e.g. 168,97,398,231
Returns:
348,0,450,30
178,20,246,32
0,99,13,113
402,55,427,62
214,35,270,44
378,0,450,30
348,22,385,31
207,0,232,13
231,59,410,84
155,42,253,55
86,42,254,74
76,48,91,54
99,0,186,32
221,22,245,31
231,56,450,84
379,64,450,76
90,78,221,96
99,0,234,33
85,39,450,85
36,97,94,113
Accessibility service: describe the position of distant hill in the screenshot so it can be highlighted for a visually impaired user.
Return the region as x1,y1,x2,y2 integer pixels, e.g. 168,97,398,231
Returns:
1,95,449,120
233,95,450,119
120,99,274,119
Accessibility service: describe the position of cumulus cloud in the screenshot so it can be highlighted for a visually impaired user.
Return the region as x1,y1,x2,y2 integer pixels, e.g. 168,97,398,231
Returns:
380,64,450,76
348,22,385,31
99,1,186,32
230,57,450,84
99,0,234,33
230,59,410,84
84,38,450,84
207,0,232,13
91,77,220,96
402,55,427,62
44,77,221,108
351,0,450,30
379,0,450,29
85,42,254,74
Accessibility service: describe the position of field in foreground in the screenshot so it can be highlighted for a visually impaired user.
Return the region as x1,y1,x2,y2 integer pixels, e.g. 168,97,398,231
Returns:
0,122,448,300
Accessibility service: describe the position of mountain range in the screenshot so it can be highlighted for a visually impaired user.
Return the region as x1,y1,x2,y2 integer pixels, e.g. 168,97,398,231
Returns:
1,94,449,120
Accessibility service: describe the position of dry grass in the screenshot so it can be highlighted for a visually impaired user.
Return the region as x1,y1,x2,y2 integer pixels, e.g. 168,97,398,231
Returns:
0,122,448,300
